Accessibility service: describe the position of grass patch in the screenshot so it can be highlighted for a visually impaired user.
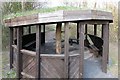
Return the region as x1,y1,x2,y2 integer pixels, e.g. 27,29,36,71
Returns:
3,6,81,20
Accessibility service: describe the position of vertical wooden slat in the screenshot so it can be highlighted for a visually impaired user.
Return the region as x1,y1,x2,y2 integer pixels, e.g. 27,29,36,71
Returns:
17,27,23,78
79,22,84,78
10,27,14,69
36,25,41,79
64,22,69,78
56,23,62,54
94,24,97,36
102,23,109,73
85,24,87,39
77,22,79,40
43,24,45,44
101,25,104,38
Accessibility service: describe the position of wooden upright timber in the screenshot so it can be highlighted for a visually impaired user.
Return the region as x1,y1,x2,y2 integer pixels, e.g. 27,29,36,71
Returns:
64,22,69,78
102,23,109,73
78,22,84,78
36,25,41,79
17,27,23,79
56,23,62,54
10,28,14,69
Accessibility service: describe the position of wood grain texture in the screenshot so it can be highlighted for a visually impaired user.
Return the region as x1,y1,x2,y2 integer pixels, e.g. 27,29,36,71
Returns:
56,23,62,54
78,22,84,78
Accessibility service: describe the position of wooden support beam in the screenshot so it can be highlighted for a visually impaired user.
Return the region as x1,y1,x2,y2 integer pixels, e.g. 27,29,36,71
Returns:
78,22,84,78
64,22,69,78
94,24,97,36
36,25,41,79
10,28,14,69
16,27,23,78
102,23,109,73
56,23,62,54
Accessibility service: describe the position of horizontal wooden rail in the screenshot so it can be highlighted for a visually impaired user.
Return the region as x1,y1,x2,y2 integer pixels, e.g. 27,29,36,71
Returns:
21,72,35,78
20,49,80,58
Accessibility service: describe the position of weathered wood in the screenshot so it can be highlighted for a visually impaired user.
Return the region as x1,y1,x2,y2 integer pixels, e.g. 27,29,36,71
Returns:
16,27,23,78
10,28,14,69
78,22,84,78
36,25,41,79
56,23,62,54
4,10,113,27
12,45,17,50
21,72,35,78
102,23,109,73
94,24,97,36
64,22,69,78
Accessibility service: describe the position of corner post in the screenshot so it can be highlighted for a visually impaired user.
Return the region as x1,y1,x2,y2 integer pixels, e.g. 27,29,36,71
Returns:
36,25,41,79
102,23,109,73
16,27,23,79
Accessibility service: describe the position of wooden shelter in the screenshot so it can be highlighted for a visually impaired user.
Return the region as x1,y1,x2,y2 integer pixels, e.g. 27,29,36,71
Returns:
4,10,113,79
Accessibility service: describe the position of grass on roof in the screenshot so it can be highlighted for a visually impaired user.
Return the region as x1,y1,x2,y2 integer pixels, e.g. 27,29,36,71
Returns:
3,6,81,20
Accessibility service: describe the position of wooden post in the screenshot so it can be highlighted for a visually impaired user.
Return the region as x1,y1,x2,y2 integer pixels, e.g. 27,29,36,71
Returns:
10,27,14,69
14,28,17,39
16,27,23,78
101,25,104,38
94,24,97,36
43,24,45,44
28,26,31,34
102,23,109,73
64,22,69,78
79,22,84,78
56,23,62,54
36,25,41,79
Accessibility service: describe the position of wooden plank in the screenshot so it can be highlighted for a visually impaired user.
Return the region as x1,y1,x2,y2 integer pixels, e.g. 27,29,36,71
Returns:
21,72,35,78
78,22,84,78
10,27,14,69
36,25,41,79
56,23,62,54
13,28,17,39
94,24,97,36
64,22,69,78
102,23,109,73
16,27,23,78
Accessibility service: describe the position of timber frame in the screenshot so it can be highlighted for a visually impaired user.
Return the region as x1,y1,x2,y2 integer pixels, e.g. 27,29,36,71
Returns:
4,10,113,79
